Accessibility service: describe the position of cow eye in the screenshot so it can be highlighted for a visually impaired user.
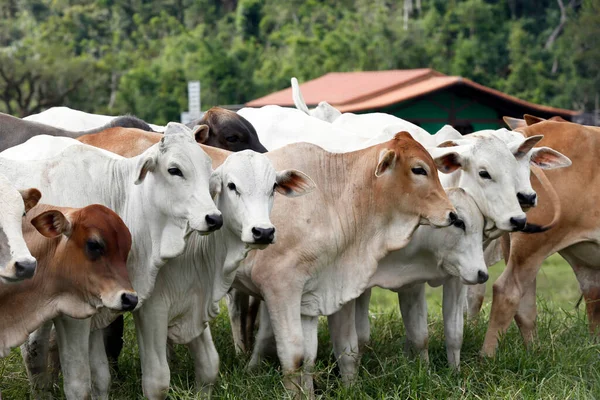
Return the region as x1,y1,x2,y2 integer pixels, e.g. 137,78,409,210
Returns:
453,219,466,231
479,170,491,180
168,167,183,177
227,182,237,191
226,136,239,143
86,240,104,260
411,167,427,176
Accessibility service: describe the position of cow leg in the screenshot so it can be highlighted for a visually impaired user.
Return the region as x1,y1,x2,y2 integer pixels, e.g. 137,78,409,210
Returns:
226,288,250,353
187,326,219,397
54,316,92,399
514,277,538,346
246,295,261,350
103,316,124,374
481,248,547,357
398,284,429,362
443,277,467,368
20,321,53,399
466,283,486,319
301,315,318,399
248,302,277,369
355,288,372,352
134,306,170,400
567,259,600,335
328,300,359,385
89,329,111,399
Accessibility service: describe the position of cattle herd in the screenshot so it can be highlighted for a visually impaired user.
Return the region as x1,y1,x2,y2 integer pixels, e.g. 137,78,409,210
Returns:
0,77,598,399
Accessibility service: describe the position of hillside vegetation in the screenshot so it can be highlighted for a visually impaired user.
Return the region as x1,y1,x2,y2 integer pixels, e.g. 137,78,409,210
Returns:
0,0,598,124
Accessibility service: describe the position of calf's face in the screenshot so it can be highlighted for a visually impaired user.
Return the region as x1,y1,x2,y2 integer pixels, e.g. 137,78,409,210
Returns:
0,175,40,283
210,151,315,247
31,204,137,312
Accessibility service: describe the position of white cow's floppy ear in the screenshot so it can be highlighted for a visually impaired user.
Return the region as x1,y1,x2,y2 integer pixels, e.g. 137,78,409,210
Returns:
31,210,72,238
375,149,397,177
509,135,544,158
19,188,42,213
429,144,470,174
134,148,158,184
209,171,222,198
530,147,572,169
192,124,210,143
275,170,316,197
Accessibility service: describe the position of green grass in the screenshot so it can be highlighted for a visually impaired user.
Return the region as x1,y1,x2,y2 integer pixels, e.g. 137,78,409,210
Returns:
2,255,598,399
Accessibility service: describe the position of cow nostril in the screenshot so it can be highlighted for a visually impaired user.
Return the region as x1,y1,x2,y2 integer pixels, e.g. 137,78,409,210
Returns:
205,214,223,231
477,270,489,284
14,260,37,279
449,212,458,223
252,227,276,243
509,217,527,231
121,293,138,311
518,192,537,206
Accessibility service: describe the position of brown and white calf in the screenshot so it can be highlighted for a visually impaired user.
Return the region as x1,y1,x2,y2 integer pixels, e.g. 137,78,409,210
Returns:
0,203,136,358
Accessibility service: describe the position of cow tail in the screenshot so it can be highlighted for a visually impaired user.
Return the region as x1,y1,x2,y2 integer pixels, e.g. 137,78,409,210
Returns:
521,166,561,234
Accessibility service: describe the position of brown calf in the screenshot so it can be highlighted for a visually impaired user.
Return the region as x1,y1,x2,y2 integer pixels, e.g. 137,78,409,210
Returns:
0,203,136,357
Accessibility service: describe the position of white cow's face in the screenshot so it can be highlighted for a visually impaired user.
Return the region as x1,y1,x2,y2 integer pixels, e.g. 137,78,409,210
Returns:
134,123,222,235
211,151,315,248
0,175,39,283
433,135,531,233
428,188,487,285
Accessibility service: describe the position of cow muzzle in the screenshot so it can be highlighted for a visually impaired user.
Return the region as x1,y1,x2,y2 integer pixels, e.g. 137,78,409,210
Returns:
0,257,37,283
517,192,537,210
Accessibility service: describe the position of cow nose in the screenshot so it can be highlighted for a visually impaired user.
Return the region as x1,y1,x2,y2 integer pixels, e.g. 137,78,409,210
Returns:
517,192,537,207
510,217,527,231
121,293,139,311
14,259,37,280
449,212,458,223
205,214,223,231
477,270,489,284
252,227,275,244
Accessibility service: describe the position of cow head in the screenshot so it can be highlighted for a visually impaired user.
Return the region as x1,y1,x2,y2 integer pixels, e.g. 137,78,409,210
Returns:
187,107,268,153
210,150,315,248
134,122,222,258
0,175,39,283
30,204,137,314
373,132,456,249
422,188,488,284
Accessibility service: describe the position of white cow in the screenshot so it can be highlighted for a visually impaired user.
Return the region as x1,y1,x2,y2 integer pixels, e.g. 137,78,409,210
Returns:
127,150,315,399
0,174,40,282
0,123,222,399
24,106,165,132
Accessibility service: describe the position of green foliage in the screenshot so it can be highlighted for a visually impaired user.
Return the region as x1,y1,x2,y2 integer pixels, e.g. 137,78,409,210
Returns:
0,0,598,121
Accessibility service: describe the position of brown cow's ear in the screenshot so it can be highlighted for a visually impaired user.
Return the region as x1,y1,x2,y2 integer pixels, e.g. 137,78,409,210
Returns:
503,116,527,130
192,124,210,143
524,114,546,126
19,188,42,213
31,210,72,238
275,170,316,197
375,149,397,177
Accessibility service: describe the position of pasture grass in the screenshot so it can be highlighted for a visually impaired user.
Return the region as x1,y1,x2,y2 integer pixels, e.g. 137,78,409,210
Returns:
2,254,599,399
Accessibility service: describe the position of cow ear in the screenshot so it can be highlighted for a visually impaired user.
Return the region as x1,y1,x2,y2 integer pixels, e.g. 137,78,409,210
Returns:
503,116,527,130
524,114,546,126
375,149,397,177
530,147,572,169
19,188,42,213
134,148,158,184
192,124,210,144
209,171,222,199
31,210,72,238
509,135,544,158
275,170,316,197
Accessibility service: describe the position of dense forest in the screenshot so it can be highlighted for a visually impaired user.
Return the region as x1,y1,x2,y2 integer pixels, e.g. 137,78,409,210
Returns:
0,0,597,124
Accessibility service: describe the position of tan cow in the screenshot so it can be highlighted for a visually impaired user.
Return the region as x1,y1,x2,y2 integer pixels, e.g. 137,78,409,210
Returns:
0,203,136,358
480,117,600,356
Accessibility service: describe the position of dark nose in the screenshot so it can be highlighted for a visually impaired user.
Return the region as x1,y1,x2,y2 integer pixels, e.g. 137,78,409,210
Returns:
14,259,37,280
252,227,275,244
121,293,139,311
517,192,537,207
205,214,223,231
477,270,489,284
510,217,527,231
449,212,458,223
